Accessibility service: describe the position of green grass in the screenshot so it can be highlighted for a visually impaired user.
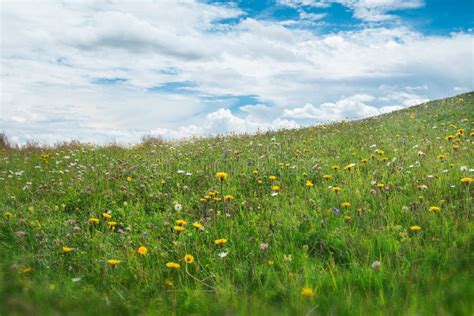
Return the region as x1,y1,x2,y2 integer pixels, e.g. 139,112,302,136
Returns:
1,92,473,315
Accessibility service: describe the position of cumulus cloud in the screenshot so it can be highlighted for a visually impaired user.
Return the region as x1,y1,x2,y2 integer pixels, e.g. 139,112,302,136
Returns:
0,0,472,145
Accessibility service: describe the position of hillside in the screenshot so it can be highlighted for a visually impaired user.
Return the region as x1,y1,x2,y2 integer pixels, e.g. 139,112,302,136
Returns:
1,92,473,315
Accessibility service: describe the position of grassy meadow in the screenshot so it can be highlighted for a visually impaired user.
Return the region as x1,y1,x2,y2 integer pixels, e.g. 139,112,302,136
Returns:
1,92,473,315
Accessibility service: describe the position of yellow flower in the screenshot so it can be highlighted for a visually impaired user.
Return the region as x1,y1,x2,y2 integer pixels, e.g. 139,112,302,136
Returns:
107,259,121,266
271,185,280,192
269,175,277,181
126,176,132,182
253,170,259,175
176,219,187,226
344,215,352,222
376,183,385,189
216,172,228,181
137,246,148,256
344,163,356,171
301,287,315,298
174,226,185,232
88,217,100,224
341,202,351,208
215,238,228,246
4,211,13,218
62,247,74,253
107,221,117,227
166,262,180,269
192,222,203,229
305,180,314,188
331,165,339,171
332,186,341,194
102,213,112,219
224,194,234,201
460,177,473,184
164,279,174,287
322,174,332,180
184,254,194,264
257,179,263,185
361,158,368,164
410,225,422,232
429,206,440,213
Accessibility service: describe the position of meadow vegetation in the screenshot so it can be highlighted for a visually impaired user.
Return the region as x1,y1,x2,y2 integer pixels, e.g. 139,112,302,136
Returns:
1,93,473,315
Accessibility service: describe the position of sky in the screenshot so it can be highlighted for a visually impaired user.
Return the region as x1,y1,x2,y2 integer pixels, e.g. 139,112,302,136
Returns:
1,0,473,145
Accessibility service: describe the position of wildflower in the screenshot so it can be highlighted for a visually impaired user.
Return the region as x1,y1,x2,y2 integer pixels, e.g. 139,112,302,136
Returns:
174,226,185,232
126,176,132,182
344,163,356,171
460,177,473,184
224,194,234,201
305,180,314,188
164,279,173,287
218,252,228,258
271,185,280,192
4,211,13,218
88,217,100,224
344,215,352,222
215,238,228,246
166,262,180,269
376,183,385,189
102,213,112,219
371,261,381,270
260,243,269,250
253,170,259,175
410,225,422,232
341,202,351,208
331,165,339,171
216,172,228,181
137,246,148,256
361,158,368,164
192,222,203,230
62,247,74,253
333,207,340,215
301,287,315,298
175,219,187,226
332,186,341,194
429,206,440,213
269,175,277,181
184,254,194,264
174,202,183,211
322,174,332,180
107,259,121,267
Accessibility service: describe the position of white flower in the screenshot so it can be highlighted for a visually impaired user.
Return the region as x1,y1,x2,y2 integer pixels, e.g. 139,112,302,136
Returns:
218,252,228,258
186,172,192,176
271,192,279,197
72,277,82,282
371,261,381,270
177,170,185,174
174,202,182,211
260,243,269,250
460,166,468,171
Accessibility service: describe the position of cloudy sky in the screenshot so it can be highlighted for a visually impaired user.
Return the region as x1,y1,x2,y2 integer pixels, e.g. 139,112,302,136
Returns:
1,0,473,145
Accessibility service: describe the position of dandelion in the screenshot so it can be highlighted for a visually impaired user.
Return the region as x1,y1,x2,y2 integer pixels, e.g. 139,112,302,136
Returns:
322,174,332,180
62,247,74,253
175,219,187,226
460,177,473,184
184,254,194,264
429,206,440,213
88,217,100,224
376,183,385,189
137,246,148,256
305,180,314,188
4,211,13,218
269,175,277,181
164,279,173,287
174,226,185,232
331,165,339,171
410,225,422,232
192,222,203,230
301,287,315,298
341,202,351,208
344,215,352,222
216,172,228,181
102,213,112,219
107,221,117,228
332,186,341,194
224,194,234,201
107,259,121,267
344,163,356,171
166,262,180,269
271,185,280,192
126,176,132,182
361,158,368,164
215,238,228,246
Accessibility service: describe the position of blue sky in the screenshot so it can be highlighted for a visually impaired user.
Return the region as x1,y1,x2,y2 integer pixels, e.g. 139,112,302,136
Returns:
1,0,473,145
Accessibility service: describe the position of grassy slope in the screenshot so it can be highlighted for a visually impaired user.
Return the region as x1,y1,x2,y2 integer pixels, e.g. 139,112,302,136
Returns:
0,92,473,315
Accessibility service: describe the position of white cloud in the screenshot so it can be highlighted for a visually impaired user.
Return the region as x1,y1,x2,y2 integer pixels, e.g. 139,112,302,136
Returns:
0,0,472,145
